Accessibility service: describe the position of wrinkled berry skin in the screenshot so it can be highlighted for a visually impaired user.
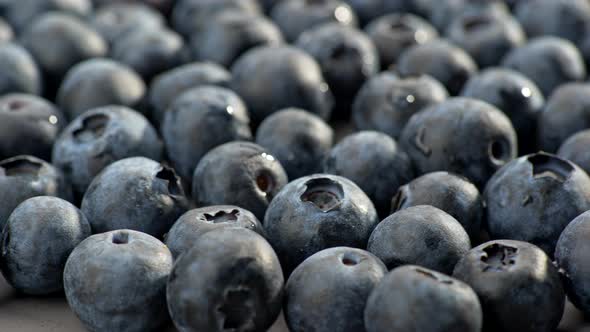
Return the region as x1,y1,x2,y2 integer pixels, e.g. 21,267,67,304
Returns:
3,0,92,33
462,68,544,154
352,72,448,139
192,142,288,221
284,247,387,332
162,86,252,183
271,0,358,42
538,83,590,152
484,152,590,255
296,23,379,114
57,58,146,120
52,106,163,197
367,205,470,274
64,229,173,332
400,97,517,188
365,13,438,69
558,130,590,175
0,196,90,295
231,46,334,124
365,265,482,332
555,211,590,314
167,227,284,332
0,93,65,161
324,131,413,217
256,108,334,180
396,40,478,95
502,37,586,97
82,157,189,238
264,174,378,273
165,205,264,259
148,62,230,126
0,43,42,96
453,240,565,332
190,11,283,68
0,155,72,229
91,3,164,45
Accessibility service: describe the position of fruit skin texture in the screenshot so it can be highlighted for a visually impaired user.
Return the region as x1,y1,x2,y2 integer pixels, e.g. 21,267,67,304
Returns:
81,157,189,238
0,155,72,229
165,205,264,259
324,131,413,217
392,171,483,241
263,174,379,274
57,58,146,120
400,97,517,188
557,129,590,175
284,247,387,332
0,42,42,96
367,205,470,274
256,108,334,180
0,196,90,295
52,106,163,197
167,227,284,332
231,46,334,124
555,211,590,314
352,72,448,139
2,0,92,33
501,37,586,97
484,152,590,255
192,141,288,221
90,3,164,45
453,240,565,332
162,86,252,183
0,93,65,161
64,229,173,332
537,83,590,153
365,265,482,332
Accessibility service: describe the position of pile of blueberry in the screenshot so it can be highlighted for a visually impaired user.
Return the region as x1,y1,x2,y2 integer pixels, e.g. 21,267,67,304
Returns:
4,0,590,331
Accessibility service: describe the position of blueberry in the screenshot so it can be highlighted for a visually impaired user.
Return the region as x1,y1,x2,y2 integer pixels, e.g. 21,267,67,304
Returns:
167,227,283,332
52,106,163,198
324,131,413,217
92,0,174,16
296,23,379,115
189,11,284,68
555,211,590,314
0,196,90,295
0,93,65,161
0,18,13,43
81,157,189,237
64,229,173,332
558,130,590,175
396,39,478,95
424,0,509,32
352,72,448,139
165,205,264,259
365,265,482,332
501,37,586,97
231,46,334,123
515,0,590,45
172,0,261,38
484,152,590,255
365,13,438,69
192,142,287,221
264,174,378,273
3,0,92,33
538,83,590,152
91,3,165,45
284,247,387,332
148,62,231,126
446,11,525,68
162,86,252,183
400,97,517,188
461,68,544,154
57,58,146,120
0,155,72,229
343,0,423,26
256,108,334,180
392,171,482,241
270,0,358,42
20,12,107,99
0,42,42,96
453,239,565,332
